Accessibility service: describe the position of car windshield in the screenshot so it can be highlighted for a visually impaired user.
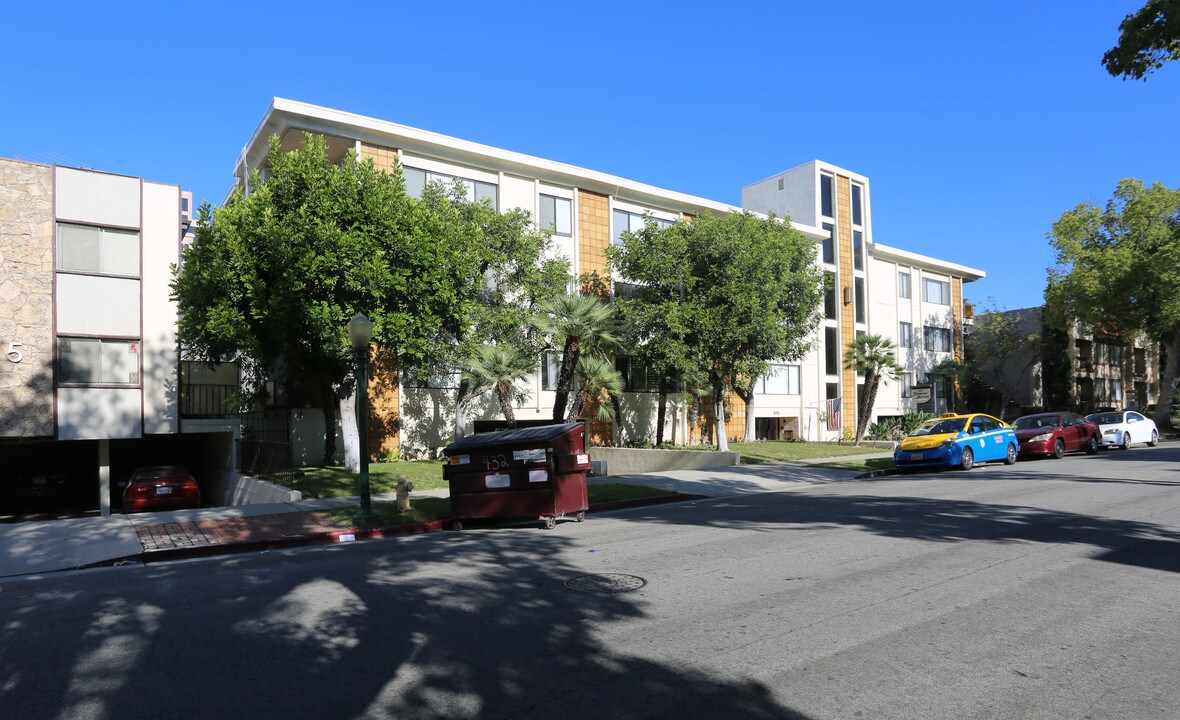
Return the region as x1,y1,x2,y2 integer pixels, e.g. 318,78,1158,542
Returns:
1087,413,1122,425
1013,415,1058,430
910,418,967,436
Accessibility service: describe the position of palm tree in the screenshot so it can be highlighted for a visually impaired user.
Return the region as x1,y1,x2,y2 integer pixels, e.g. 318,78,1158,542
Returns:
844,334,904,446
462,345,533,428
535,294,622,422
566,354,624,426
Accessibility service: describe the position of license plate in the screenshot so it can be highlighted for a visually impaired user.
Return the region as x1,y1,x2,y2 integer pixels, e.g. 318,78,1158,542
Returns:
911,453,924,460
156,486,173,495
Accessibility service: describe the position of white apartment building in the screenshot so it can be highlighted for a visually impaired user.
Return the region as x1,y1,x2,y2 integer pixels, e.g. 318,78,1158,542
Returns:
234,99,984,455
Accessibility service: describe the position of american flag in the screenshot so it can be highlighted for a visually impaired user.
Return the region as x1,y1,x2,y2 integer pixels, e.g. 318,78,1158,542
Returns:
825,397,842,431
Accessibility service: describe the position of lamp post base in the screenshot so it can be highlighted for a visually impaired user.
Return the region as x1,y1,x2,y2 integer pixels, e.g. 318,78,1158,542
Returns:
352,506,381,528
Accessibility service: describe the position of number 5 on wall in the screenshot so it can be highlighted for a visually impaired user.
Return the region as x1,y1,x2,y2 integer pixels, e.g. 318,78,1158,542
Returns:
7,342,22,363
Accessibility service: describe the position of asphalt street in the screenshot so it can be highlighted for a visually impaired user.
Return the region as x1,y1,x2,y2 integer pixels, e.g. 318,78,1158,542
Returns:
2,443,1178,720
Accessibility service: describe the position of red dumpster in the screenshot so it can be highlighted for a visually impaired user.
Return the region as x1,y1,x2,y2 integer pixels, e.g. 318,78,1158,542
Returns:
442,423,591,530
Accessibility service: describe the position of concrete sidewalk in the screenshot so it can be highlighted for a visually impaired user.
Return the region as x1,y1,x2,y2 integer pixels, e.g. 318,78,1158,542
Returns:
0,454,889,579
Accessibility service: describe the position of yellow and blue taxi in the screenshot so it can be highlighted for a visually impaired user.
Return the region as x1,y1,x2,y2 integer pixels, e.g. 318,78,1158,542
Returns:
893,413,1018,471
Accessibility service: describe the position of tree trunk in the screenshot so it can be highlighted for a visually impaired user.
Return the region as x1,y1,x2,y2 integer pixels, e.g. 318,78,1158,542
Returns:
689,394,701,445
1154,334,1179,429
453,379,472,441
322,383,339,466
856,377,882,446
340,388,360,472
712,372,729,452
744,384,757,442
855,369,877,445
565,389,585,424
656,378,668,447
552,338,580,422
496,381,517,428
610,393,624,446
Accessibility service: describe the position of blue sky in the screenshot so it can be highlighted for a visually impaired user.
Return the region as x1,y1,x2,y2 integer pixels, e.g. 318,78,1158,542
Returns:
4,1,1177,311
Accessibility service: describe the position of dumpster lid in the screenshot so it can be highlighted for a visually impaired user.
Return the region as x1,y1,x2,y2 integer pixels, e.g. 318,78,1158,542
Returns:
443,423,584,454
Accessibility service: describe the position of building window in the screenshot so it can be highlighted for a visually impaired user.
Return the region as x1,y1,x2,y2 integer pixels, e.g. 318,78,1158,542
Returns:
1111,379,1123,402
541,352,562,391
899,322,912,348
924,326,952,353
57,223,139,277
58,337,140,385
539,194,572,236
613,209,673,245
615,356,660,392
825,326,840,375
898,271,911,299
853,230,864,271
403,167,497,207
923,278,950,305
901,372,912,398
824,272,837,319
854,277,865,323
761,364,800,395
820,173,834,218
851,184,863,226
821,222,835,265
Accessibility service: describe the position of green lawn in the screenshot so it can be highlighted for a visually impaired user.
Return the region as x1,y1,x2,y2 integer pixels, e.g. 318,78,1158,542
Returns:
728,441,889,464
283,460,448,498
282,441,887,498
321,483,677,528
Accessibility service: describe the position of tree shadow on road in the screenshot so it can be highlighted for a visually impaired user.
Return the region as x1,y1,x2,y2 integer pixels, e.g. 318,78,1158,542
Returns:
0,528,816,720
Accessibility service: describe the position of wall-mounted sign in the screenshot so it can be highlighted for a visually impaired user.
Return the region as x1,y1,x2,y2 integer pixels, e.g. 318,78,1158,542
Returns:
910,385,933,404
6,342,21,363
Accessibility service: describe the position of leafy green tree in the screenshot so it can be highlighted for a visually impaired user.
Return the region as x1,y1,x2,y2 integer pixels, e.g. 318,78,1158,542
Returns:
1103,0,1180,80
608,211,824,451
844,334,903,445
407,180,569,440
565,355,625,427
535,293,621,423
965,303,1042,419
462,345,534,428
175,133,567,462
1047,178,1180,427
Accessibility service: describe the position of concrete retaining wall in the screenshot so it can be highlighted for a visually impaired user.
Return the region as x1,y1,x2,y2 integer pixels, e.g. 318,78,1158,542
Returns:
226,475,302,505
589,447,740,476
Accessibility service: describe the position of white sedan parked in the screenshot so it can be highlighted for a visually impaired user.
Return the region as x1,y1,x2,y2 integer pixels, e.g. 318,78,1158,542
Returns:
1086,410,1159,450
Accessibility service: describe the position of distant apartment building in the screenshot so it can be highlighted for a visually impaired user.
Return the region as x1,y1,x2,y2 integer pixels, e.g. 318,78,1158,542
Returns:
969,306,1158,415
0,158,234,515
232,99,985,455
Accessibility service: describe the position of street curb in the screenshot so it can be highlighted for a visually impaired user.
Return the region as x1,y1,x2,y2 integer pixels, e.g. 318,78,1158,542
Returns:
126,493,701,567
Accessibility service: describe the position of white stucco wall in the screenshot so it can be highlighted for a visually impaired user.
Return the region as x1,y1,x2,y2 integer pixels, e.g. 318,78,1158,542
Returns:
142,181,180,434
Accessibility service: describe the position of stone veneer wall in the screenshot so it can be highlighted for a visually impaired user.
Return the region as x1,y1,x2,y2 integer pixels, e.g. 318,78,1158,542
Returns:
0,159,54,437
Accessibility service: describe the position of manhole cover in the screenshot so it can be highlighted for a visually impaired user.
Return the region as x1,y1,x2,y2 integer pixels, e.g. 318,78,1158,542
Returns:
564,574,647,593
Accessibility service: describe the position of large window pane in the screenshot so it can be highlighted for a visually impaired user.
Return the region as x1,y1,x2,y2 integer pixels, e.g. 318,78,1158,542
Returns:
821,222,834,265
58,337,139,384
854,277,865,323
103,228,139,275
820,174,833,218
57,224,101,273
851,184,863,226
403,167,426,198
824,271,837,319
101,339,139,383
853,230,863,271
825,327,840,375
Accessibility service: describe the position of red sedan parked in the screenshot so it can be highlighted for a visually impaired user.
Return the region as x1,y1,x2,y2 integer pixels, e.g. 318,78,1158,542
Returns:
122,466,202,513
1011,412,1100,459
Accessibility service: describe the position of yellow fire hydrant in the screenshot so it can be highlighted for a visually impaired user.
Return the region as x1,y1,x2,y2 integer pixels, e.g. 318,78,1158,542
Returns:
395,475,414,513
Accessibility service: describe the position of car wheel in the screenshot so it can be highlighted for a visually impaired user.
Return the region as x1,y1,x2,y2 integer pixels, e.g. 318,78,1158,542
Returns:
1121,432,1131,450
1052,439,1065,459
1149,430,1159,447
1004,443,1017,465
1085,436,1098,454
959,446,974,471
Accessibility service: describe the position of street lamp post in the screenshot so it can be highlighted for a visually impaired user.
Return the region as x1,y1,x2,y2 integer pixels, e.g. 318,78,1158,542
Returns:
347,313,379,527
